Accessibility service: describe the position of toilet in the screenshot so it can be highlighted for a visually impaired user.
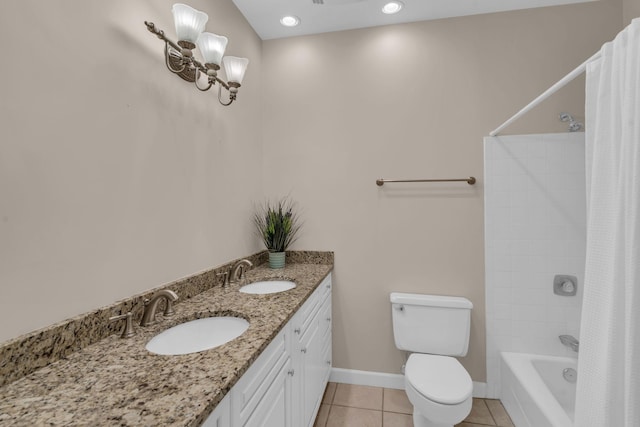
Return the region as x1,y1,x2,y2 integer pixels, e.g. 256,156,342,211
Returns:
390,292,474,427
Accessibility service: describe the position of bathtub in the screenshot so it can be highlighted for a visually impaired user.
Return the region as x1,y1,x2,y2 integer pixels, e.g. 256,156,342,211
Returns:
500,352,577,427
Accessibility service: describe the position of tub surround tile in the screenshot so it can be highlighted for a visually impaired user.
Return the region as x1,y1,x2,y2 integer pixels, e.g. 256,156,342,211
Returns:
484,135,586,398
0,253,333,426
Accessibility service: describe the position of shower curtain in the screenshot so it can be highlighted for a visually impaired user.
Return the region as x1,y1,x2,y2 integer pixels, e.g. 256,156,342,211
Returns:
575,18,640,427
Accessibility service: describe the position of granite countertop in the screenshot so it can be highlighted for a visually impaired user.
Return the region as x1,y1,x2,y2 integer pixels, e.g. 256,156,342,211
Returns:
0,262,332,426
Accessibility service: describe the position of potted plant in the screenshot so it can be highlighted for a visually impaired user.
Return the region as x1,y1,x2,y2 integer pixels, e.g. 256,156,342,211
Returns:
253,198,302,269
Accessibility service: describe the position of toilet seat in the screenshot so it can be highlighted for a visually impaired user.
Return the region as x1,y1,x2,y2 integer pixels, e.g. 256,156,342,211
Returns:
405,354,473,404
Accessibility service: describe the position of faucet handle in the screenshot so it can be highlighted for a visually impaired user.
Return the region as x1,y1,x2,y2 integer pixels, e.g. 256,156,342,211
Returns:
109,312,135,339
217,271,230,287
236,264,248,280
163,298,176,317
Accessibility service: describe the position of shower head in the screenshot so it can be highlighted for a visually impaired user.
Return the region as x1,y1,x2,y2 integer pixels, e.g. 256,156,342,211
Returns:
559,112,583,132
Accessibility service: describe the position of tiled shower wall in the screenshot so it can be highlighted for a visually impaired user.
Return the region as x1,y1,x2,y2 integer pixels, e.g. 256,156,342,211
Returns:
483,133,585,398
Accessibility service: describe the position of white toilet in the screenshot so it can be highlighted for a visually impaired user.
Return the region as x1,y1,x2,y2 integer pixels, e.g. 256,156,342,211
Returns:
390,292,474,427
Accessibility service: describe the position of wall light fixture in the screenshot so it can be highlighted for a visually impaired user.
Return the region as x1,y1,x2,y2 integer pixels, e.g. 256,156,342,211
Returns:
145,3,249,106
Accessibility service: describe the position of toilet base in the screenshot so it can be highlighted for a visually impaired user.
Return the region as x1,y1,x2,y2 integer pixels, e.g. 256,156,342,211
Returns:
413,409,452,427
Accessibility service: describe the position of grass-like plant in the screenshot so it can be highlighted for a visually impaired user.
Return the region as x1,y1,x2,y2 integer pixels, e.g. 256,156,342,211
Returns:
253,198,302,253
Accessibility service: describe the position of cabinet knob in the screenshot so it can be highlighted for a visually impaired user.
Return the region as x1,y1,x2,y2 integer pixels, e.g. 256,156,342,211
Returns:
327,360,331,365
326,284,330,289
294,328,301,334
288,369,295,376
301,348,307,354
326,317,331,322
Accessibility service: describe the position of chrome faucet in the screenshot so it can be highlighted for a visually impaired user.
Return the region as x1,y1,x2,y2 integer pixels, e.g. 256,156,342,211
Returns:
140,290,179,326
229,259,253,284
559,335,579,352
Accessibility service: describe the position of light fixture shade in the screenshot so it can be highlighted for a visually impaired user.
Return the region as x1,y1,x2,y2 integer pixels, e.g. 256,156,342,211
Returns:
196,32,228,66
223,56,249,84
172,3,208,44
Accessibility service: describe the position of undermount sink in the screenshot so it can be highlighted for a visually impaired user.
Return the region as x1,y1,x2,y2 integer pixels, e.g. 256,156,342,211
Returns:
239,280,296,295
146,317,249,356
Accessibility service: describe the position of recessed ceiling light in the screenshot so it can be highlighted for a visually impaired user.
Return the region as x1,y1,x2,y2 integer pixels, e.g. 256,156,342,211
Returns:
382,1,404,14
280,15,300,27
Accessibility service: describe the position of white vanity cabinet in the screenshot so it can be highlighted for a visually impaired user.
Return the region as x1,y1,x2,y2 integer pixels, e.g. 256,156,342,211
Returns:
291,274,333,427
203,273,332,427
202,393,231,427
231,326,294,427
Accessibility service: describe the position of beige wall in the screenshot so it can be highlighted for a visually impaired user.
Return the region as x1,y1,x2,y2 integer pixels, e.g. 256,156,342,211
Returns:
262,0,622,381
0,0,263,342
0,0,626,383
624,0,640,24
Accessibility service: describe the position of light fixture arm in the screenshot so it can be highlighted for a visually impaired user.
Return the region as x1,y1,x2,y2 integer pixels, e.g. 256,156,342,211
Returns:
194,68,214,92
164,42,187,73
144,21,240,106
217,84,235,106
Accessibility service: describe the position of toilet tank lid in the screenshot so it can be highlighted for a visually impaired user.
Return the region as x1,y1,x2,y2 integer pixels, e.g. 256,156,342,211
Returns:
390,293,473,309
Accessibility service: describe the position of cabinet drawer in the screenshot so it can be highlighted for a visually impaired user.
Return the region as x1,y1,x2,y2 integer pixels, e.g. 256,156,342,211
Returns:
297,292,321,338
233,328,289,423
293,275,330,340
318,274,332,302
319,293,331,339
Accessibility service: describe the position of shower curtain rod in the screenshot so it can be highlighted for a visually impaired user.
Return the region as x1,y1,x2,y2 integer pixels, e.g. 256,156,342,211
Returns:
489,51,601,136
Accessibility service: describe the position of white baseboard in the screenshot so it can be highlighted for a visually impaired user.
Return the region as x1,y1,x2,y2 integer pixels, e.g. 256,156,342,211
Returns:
330,368,405,389
329,368,488,398
472,381,487,398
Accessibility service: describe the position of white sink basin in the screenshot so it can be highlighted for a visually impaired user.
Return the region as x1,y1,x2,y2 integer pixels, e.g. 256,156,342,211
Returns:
146,317,249,355
239,280,296,295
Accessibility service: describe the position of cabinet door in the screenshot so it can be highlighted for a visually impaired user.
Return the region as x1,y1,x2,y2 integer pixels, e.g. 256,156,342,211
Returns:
319,293,332,384
232,327,290,426
202,392,231,427
243,357,293,427
290,312,304,427
303,293,334,426
302,320,325,427
291,273,334,427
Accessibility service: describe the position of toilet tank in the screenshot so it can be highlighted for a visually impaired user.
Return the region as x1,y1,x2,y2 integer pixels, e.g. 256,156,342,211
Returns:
390,293,473,356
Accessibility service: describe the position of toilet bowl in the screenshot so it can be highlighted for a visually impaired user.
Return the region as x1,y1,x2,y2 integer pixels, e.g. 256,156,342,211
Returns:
390,293,474,427
404,353,473,427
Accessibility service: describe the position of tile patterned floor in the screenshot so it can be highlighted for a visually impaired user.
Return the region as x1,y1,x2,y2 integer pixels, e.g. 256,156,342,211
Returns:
314,383,514,427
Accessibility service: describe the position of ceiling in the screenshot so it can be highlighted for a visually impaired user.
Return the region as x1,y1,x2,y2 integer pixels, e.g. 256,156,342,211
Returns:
231,0,595,40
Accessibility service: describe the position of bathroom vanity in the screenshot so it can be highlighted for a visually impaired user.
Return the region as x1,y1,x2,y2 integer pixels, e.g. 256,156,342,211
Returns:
0,255,333,427
206,273,332,426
